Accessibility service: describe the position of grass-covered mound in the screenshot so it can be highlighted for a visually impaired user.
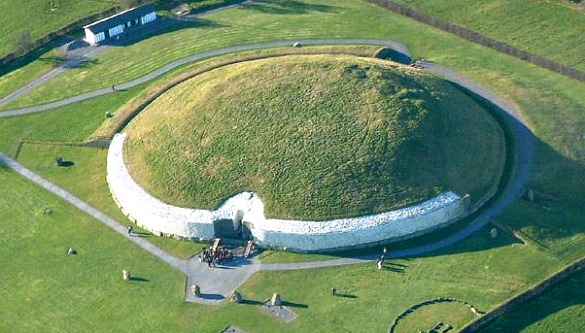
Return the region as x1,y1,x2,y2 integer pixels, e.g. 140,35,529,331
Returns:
124,55,505,220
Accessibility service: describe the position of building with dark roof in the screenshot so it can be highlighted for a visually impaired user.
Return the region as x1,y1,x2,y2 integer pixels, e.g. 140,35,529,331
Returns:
83,5,156,45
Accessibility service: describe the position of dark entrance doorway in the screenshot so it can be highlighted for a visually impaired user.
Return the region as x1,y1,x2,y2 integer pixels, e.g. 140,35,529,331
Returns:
213,210,249,239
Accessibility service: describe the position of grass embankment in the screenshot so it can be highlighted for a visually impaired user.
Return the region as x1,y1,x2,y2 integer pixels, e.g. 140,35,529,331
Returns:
0,0,112,57
478,268,585,332
391,0,585,72
124,55,505,219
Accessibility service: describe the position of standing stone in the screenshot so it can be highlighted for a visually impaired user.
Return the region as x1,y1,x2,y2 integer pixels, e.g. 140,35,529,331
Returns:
191,284,201,297
490,228,499,239
271,293,282,306
293,42,301,48
229,291,242,303
67,247,77,255
122,269,131,281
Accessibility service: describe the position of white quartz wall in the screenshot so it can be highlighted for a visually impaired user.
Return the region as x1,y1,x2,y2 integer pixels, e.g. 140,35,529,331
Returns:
107,133,470,251
107,133,215,238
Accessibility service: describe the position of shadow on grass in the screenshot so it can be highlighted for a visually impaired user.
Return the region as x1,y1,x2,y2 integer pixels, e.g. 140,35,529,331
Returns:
130,276,149,282
334,293,358,299
131,231,152,238
239,299,264,306
381,262,406,274
57,160,75,167
281,300,308,308
39,56,100,69
245,0,338,15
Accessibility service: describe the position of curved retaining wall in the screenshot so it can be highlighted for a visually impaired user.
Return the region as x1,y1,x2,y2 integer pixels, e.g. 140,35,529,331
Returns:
107,133,470,252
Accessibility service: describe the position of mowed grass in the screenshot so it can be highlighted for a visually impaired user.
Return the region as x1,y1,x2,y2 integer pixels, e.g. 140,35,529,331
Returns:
392,0,585,71
0,0,112,57
124,55,505,219
239,230,564,333
0,167,567,332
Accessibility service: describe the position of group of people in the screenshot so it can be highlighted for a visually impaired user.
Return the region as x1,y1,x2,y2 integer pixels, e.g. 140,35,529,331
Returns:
199,246,233,267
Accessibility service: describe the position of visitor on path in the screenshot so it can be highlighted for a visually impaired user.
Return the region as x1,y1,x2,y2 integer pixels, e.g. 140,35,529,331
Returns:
127,225,133,236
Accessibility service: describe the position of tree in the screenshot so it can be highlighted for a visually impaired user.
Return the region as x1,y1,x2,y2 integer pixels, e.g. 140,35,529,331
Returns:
13,30,33,56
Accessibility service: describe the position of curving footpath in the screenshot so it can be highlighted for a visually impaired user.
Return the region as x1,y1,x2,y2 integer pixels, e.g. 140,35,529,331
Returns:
0,38,410,118
0,39,534,306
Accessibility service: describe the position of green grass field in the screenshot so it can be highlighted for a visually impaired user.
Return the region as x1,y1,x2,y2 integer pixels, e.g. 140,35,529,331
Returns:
392,0,585,72
124,54,504,219
0,0,584,331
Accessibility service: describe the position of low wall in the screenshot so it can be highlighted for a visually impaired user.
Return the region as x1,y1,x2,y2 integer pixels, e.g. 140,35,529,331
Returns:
107,133,470,251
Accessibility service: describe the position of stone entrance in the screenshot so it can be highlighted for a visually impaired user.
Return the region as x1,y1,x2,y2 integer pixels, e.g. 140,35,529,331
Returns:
213,210,252,240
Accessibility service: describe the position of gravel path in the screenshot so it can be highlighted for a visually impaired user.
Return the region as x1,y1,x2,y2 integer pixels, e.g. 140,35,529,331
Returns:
0,39,534,305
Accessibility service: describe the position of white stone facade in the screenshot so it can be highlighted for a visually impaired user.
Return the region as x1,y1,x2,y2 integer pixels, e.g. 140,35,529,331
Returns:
107,133,470,252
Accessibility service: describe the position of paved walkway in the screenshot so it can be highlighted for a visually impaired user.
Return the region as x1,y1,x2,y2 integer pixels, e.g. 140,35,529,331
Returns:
0,39,534,305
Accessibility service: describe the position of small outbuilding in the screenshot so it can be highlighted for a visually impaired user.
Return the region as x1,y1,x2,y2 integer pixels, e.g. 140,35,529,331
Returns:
83,4,157,45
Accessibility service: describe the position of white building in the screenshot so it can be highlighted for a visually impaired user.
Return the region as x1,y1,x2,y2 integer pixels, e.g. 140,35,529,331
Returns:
83,4,156,45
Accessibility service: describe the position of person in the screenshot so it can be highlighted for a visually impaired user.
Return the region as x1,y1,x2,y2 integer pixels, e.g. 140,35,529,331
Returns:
127,225,133,236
